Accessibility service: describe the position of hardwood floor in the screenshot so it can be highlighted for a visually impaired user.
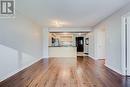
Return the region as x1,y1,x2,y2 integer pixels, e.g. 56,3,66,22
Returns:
0,56,130,87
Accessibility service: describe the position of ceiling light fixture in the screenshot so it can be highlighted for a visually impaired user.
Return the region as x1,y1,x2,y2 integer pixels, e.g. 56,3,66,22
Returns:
78,33,82,36
51,20,67,27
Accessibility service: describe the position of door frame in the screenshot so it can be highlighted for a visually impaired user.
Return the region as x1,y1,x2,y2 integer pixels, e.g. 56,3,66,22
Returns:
121,12,130,76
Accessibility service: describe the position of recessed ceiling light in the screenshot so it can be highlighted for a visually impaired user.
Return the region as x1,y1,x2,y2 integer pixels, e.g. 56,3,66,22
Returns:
78,33,82,36
50,20,68,27
63,33,69,35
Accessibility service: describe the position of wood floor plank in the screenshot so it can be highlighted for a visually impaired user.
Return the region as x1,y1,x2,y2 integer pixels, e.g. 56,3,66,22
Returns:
0,56,130,87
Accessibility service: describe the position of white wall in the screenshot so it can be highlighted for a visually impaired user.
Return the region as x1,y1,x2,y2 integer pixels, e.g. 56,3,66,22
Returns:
94,25,107,59
84,34,88,53
87,32,96,59
43,28,49,58
88,24,107,60
93,3,130,74
0,12,43,81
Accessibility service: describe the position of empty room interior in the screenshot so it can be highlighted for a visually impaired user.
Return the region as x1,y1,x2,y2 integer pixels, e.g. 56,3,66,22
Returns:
0,0,130,87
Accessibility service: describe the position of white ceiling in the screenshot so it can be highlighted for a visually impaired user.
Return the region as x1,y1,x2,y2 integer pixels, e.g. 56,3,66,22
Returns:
16,0,130,28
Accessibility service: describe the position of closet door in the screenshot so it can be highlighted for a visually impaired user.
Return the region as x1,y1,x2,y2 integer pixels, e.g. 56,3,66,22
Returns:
127,16,130,75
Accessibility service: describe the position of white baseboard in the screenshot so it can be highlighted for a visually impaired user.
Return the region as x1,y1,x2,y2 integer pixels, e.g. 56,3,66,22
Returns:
0,58,43,82
105,64,123,75
88,55,106,60
97,58,105,60
88,55,97,60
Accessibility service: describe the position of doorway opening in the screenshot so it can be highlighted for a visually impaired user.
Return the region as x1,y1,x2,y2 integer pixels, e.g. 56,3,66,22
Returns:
48,32,89,57
76,37,84,52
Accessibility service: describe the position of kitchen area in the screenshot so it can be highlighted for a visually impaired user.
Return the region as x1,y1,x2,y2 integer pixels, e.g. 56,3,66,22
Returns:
48,32,89,57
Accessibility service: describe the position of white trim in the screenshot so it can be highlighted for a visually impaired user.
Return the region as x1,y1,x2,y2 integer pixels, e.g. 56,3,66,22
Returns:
121,12,130,76
48,27,92,33
121,16,126,75
88,55,105,60
0,58,43,82
105,64,123,75
96,58,105,60
89,54,124,75
88,55,97,60
42,28,49,58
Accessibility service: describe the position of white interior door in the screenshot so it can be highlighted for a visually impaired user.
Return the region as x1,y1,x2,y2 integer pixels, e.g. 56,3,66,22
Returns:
127,16,130,75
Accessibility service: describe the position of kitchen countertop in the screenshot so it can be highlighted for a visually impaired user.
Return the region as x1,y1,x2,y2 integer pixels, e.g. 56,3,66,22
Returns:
49,46,77,57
